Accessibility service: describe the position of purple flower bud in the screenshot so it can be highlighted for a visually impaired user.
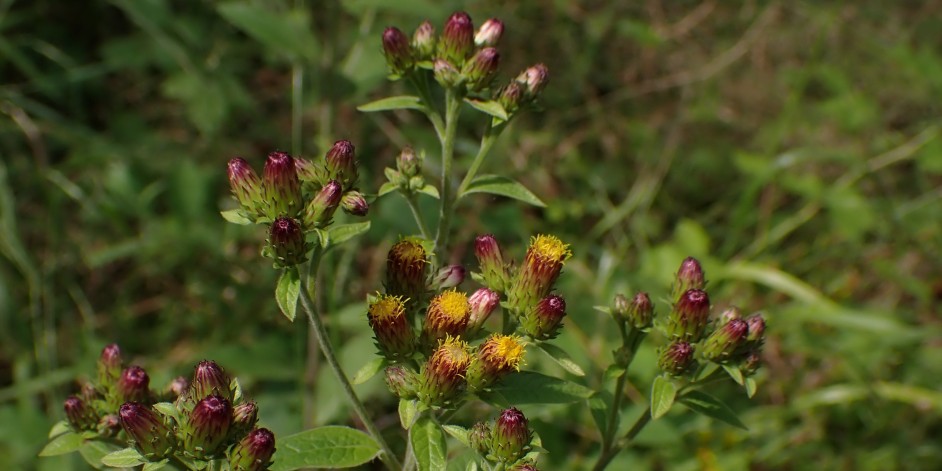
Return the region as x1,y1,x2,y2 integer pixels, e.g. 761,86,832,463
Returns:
396,147,420,177
191,360,231,402
498,81,525,114
294,157,321,184
673,256,706,300
431,265,466,290
368,294,416,359
325,139,358,189
382,27,415,74
433,59,461,88
385,237,430,307
463,47,500,91
303,180,343,229
658,341,696,376
262,151,302,218
228,158,263,218
439,11,474,66
384,365,418,399
229,428,276,471
232,401,259,436
492,408,531,463
521,294,567,340
746,314,766,343
119,402,175,458
619,292,654,329
666,289,711,342
517,63,549,98
467,288,501,335
268,217,307,267
474,18,504,47
117,366,150,403
80,381,100,403
474,234,510,292
64,396,98,431
507,235,571,313
183,395,233,458
97,414,121,437
412,21,436,61
468,421,492,454
97,343,123,387
340,190,369,217
701,318,749,362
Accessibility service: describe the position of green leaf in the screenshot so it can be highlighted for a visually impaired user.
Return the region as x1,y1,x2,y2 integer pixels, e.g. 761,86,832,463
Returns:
143,460,169,471
326,222,371,246
100,447,146,468
651,375,677,420
678,390,748,430
378,181,399,197
416,184,440,199
217,3,318,61
460,175,545,207
152,402,179,424
38,431,84,456
441,425,470,447
352,357,386,385
399,399,425,430
270,426,380,470
48,420,70,438
275,267,301,322
484,371,593,405
463,98,508,121
220,208,252,225
587,392,612,437
722,364,745,385
411,417,447,471
536,342,585,376
358,95,424,112
79,441,120,469
744,377,757,398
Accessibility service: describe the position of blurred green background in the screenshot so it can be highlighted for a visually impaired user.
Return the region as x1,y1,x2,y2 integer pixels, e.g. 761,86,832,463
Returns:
3,0,942,469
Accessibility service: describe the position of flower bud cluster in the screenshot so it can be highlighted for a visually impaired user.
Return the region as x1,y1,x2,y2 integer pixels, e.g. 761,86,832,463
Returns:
225,140,370,267
468,408,537,466
55,345,275,469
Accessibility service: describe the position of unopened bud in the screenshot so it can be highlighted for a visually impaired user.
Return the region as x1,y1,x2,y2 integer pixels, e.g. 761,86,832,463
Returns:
64,396,98,431
341,190,369,216
520,294,566,340
262,151,302,218
417,336,471,406
467,288,501,335
474,18,504,47
701,318,749,362
117,366,150,403
294,157,321,184
183,395,233,458
382,27,414,74
433,59,462,88
507,234,571,313
439,11,474,66
474,234,510,292
97,343,123,388
97,414,121,436
468,421,492,454
191,360,231,402
303,180,343,228
385,237,429,307
492,408,530,463
463,47,500,91
268,217,307,267
623,292,654,329
498,81,525,114
746,314,766,344
227,158,263,218
666,289,711,342
516,64,549,98
229,428,276,471
232,401,259,437
325,140,358,189
368,294,415,359
397,147,420,177
118,402,175,458
718,306,742,326
431,265,466,290
658,341,696,376
384,365,418,399
412,21,436,61
423,289,471,346
466,334,525,391
673,256,706,300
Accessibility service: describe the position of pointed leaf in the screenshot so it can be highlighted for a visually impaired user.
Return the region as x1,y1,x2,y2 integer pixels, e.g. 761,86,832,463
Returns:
416,184,440,199
651,375,677,419
358,95,424,112
79,441,120,469
399,399,424,430
327,222,371,245
463,99,508,121
587,391,612,437
100,447,146,468
678,390,748,430
378,181,399,197
352,357,386,385
48,421,70,438
461,175,545,207
411,417,447,471
38,431,84,456
745,377,757,398
275,267,301,322
483,371,592,405
220,208,253,225
441,424,470,447
270,426,380,470
722,364,745,385
536,342,585,376
143,460,169,471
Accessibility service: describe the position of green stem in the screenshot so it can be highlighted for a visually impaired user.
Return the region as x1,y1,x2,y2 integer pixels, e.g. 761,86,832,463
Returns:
432,88,462,261
403,193,431,239
456,122,504,197
408,73,444,140
599,328,643,457
592,405,652,471
299,257,403,471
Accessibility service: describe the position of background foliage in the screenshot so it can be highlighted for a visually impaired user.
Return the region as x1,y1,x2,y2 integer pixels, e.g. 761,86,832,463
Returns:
3,0,941,469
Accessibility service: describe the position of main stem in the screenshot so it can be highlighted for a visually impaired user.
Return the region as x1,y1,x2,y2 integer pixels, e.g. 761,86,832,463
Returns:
299,259,402,471
432,88,462,262
598,327,645,470
456,122,502,196
592,405,652,471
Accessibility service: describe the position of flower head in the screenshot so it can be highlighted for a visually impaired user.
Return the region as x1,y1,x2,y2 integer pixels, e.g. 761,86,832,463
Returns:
382,27,414,75
517,64,549,99
117,366,150,403
430,265,466,290
412,21,436,61
508,234,571,312
474,234,510,292
262,151,302,218
303,180,343,228
520,294,567,340
182,395,232,458
97,343,123,388
118,402,175,458
474,18,504,47
417,336,471,406
433,59,461,88
701,318,749,362
384,365,418,399
385,237,429,307
658,341,696,376
64,396,98,431
341,190,369,216
467,288,501,335
396,147,420,178
228,158,263,218
466,334,525,391
463,47,500,91
468,421,492,454
267,217,307,267
492,408,531,463
439,11,474,67
746,314,766,344
325,140,358,189
620,292,653,329
191,360,231,402
229,428,276,471
368,294,415,358
232,401,259,437
423,289,471,345
673,256,706,301
498,81,525,114
665,288,711,342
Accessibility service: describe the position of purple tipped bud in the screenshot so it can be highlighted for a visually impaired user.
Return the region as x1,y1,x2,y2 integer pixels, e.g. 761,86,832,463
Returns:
303,180,343,228
463,47,500,91
620,292,654,329
384,365,418,399
191,360,231,402
397,147,420,177
325,140,358,188
492,408,531,463
232,401,259,436
474,234,510,292
469,421,492,454
97,343,123,387
673,256,706,300
521,294,567,340
433,59,462,88
268,217,307,267
293,157,321,184
118,402,175,458
498,81,525,114
507,235,571,313
516,64,549,98
439,11,474,66
467,288,501,335
382,27,415,74
474,18,504,47
385,237,430,306
183,395,232,458
746,314,766,344
702,318,749,362
262,151,302,218
117,366,150,403
658,341,696,376
64,396,98,431
97,414,120,436
341,190,369,216
431,265,466,290
412,21,436,61
666,289,711,342
228,158,263,218
229,428,276,471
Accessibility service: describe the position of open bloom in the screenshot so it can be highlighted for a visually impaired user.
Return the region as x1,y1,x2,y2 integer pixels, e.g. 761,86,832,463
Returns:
466,334,525,391
423,289,471,346
417,336,471,406
368,294,415,358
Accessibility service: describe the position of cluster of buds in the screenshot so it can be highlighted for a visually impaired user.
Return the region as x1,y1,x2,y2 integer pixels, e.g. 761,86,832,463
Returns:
381,11,548,114
226,140,370,267
57,345,275,469
469,408,538,467
381,147,433,199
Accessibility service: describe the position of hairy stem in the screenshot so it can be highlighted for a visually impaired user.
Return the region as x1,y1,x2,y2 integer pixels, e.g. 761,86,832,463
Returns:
456,121,504,197
432,88,462,261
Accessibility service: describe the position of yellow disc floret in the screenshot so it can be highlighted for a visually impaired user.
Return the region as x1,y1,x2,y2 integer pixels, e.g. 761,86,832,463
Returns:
530,234,572,264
